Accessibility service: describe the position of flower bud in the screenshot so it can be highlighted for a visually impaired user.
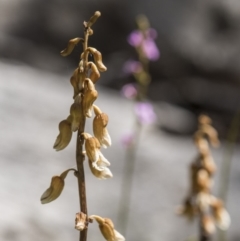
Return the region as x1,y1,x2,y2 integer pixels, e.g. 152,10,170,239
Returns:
86,47,107,72
40,176,64,204
87,11,101,27
60,38,83,57
90,215,125,241
83,79,98,117
75,212,87,231
53,118,72,151
88,62,100,83
70,102,82,132
93,105,111,148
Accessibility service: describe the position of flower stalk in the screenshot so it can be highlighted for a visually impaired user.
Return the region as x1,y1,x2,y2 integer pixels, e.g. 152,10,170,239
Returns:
177,115,230,241
40,11,124,241
117,14,159,236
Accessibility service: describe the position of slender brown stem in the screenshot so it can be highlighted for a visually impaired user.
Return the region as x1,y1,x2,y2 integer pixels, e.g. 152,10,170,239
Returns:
75,25,90,241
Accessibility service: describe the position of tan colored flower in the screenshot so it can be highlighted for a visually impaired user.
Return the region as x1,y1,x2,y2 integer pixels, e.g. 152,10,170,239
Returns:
87,62,100,83
196,192,212,212
40,169,75,204
90,215,125,241
40,176,64,204
196,169,212,192
211,198,231,230
70,102,82,132
53,117,72,151
75,212,87,231
86,47,107,72
93,105,111,148
82,133,109,169
60,37,83,57
82,78,98,117
88,160,113,179
201,152,216,176
201,214,216,235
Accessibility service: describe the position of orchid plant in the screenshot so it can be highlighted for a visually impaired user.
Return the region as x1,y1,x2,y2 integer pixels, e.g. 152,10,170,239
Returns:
117,14,159,236
40,11,124,241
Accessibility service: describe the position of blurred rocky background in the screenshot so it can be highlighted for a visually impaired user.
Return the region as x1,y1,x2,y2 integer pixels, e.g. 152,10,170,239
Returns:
0,0,240,241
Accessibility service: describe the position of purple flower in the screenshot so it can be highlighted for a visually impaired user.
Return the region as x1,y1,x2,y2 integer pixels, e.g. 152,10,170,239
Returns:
121,132,135,148
121,83,137,99
127,28,160,61
142,38,160,61
123,60,143,74
134,102,157,124
127,30,143,47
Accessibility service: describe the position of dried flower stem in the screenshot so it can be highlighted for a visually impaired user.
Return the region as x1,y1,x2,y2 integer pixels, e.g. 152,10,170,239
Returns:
75,16,97,241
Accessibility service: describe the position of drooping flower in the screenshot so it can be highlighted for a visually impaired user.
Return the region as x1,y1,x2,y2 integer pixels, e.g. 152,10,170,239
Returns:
40,176,65,204
70,101,82,132
40,169,74,204
210,198,231,230
90,215,125,241
82,78,98,118
134,102,157,124
53,117,72,151
93,105,111,148
82,132,109,169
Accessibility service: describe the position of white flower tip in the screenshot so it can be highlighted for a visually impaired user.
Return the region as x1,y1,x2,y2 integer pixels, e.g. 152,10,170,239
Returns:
216,210,231,230
114,230,125,241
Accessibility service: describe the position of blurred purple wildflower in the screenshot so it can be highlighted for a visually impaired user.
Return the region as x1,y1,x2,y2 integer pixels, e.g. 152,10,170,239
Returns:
134,102,157,124
121,132,135,148
127,28,160,61
121,83,137,99
123,60,143,74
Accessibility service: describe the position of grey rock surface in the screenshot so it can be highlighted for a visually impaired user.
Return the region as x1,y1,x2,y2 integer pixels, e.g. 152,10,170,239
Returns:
0,60,239,241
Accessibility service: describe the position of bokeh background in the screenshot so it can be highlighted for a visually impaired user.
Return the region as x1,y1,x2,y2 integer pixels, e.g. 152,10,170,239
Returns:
0,0,240,241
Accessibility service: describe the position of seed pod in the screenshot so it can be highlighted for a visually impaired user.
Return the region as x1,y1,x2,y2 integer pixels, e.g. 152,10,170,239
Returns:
53,118,72,151
40,176,65,204
82,79,98,117
60,38,83,57
70,102,82,132
86,47,107,72
93,105,111,148
88,62,100,83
